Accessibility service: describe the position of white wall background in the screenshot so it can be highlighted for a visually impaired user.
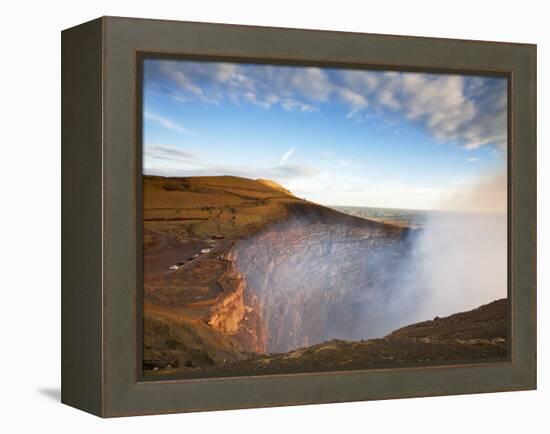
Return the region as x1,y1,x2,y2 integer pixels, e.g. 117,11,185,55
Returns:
0,0,546,432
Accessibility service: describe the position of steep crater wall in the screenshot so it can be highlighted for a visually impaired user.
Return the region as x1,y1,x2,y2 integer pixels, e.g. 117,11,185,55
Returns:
232,203,419,354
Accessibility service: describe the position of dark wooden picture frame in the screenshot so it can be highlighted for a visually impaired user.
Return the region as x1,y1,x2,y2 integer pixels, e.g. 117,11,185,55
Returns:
61,16,536,417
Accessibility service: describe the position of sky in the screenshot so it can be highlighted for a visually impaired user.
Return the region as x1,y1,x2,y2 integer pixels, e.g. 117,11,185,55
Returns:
142,58,507,211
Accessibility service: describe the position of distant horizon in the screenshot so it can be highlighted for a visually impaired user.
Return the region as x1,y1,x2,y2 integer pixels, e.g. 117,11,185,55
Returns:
143,171,506,215
329,203,507,215
142,58,507,212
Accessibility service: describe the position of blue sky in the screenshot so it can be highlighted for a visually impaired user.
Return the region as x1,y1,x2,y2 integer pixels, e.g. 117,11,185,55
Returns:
142,59,507,210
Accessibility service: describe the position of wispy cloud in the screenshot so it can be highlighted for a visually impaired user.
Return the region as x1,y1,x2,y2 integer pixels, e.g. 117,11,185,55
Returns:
281,98,316,112
467,157,480,162
144,161,317,182
144,111,190,133
145,145,198,161
158,61,203,96
279,147,295,165
339,71,507,151
338,88,368,114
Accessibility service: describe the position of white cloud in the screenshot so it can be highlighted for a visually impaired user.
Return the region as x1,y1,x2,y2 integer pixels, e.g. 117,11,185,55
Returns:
378,87,401,110
279,147,295,165
146,61,332,113
144,112,190,133
467,157,480,162
159,61,203,96
338,88,368,113
281,98,315,112
214,63,238,81
145,60,507,151
145,145,198,161
338,70,507,151
287,67,332,101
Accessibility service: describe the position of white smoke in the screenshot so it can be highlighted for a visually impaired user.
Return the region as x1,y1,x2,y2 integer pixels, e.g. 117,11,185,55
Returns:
439,169,507,214
405,169,508,322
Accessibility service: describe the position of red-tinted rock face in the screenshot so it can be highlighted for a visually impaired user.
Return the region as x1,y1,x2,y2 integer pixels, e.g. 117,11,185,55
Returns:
207,268,246,334
232,203,416,353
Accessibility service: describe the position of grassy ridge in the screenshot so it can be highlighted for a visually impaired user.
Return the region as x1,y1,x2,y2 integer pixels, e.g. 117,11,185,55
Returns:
144,175,304,239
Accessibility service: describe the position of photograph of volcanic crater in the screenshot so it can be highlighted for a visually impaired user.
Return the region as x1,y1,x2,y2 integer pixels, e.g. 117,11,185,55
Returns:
141,59,509,378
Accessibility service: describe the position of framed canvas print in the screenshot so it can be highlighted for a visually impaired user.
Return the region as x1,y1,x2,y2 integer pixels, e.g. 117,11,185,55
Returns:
61,16,536,417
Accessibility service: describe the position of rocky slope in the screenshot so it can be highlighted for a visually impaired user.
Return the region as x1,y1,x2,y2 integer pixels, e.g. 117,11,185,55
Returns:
146,299,508,377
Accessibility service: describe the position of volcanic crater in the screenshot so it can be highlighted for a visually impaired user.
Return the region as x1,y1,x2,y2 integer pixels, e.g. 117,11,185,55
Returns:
142,175,508,377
